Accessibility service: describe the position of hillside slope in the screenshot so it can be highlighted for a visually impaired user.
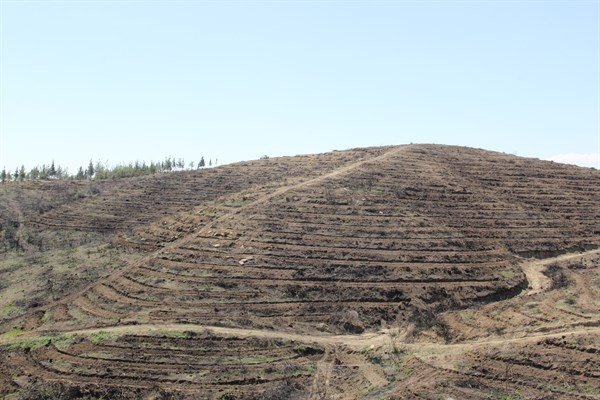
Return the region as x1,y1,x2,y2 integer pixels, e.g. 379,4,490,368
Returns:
0,144,598,399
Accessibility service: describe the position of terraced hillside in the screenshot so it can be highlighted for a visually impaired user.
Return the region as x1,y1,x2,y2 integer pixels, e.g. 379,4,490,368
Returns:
0,147,388,328
0,144,598,399
30,148,388,235
3,331,327,399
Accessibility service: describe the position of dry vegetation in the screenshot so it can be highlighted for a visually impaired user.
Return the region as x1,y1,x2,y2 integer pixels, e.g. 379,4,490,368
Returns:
0,144,598,399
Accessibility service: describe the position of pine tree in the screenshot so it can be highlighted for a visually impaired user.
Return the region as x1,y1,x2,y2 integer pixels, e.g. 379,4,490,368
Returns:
76,166,85,180
199,157,205,168
14,168,19,181
87,160,95,179
18,165,26,182
29,167,40,180
1,168,6,183
209,159,212,167
49,160,56,177
94,161,104,179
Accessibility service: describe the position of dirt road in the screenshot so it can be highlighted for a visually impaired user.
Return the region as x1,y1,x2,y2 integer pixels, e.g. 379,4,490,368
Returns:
2,234,598,359
520,248,600,296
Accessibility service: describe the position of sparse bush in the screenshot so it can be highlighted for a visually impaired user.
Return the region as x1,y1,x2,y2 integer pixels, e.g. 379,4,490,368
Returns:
0,216,20,251
408,309,452,343
544,262,571,289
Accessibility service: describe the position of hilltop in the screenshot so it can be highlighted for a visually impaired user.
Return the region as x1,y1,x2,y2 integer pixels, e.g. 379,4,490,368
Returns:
0,144,598,399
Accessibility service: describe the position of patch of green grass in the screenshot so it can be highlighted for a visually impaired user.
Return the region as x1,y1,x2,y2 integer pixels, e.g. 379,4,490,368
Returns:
161,330,193,339
8,336,52,351
0,258,27,273
89,330,114,344
556,295,578,311
5,332,77,352
460,309,475,321
0,302,20,318
546,381,596,395
41,310,53,323
366,385,378,393
286,366,313,378
366,345,413,382
582,385,600,396
500,268,518,279
0,328,24,339
52,334,77,350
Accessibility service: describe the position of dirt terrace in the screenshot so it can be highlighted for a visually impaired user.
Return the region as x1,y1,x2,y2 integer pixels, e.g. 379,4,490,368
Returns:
0,144,598,399
30,147,389,235
1,247,598,399
30,145,598,335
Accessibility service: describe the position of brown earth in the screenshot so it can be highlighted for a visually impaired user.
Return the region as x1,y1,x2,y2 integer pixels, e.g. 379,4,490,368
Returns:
0,144,598,399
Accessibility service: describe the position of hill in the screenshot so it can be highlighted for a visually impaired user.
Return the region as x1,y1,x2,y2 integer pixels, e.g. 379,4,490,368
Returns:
0,144,598,399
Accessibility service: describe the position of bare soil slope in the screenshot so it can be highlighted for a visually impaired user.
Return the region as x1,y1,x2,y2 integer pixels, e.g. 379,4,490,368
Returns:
0,144,598,399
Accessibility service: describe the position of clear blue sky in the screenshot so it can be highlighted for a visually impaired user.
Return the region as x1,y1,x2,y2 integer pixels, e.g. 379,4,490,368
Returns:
1,0,599,172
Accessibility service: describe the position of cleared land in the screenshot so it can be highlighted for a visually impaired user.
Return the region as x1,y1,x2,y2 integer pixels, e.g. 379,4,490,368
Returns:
0,144,598,399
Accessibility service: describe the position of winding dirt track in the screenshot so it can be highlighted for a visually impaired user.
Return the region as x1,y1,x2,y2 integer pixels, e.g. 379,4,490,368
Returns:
25,321,600,351
520,248,600,296
2,248,598,353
